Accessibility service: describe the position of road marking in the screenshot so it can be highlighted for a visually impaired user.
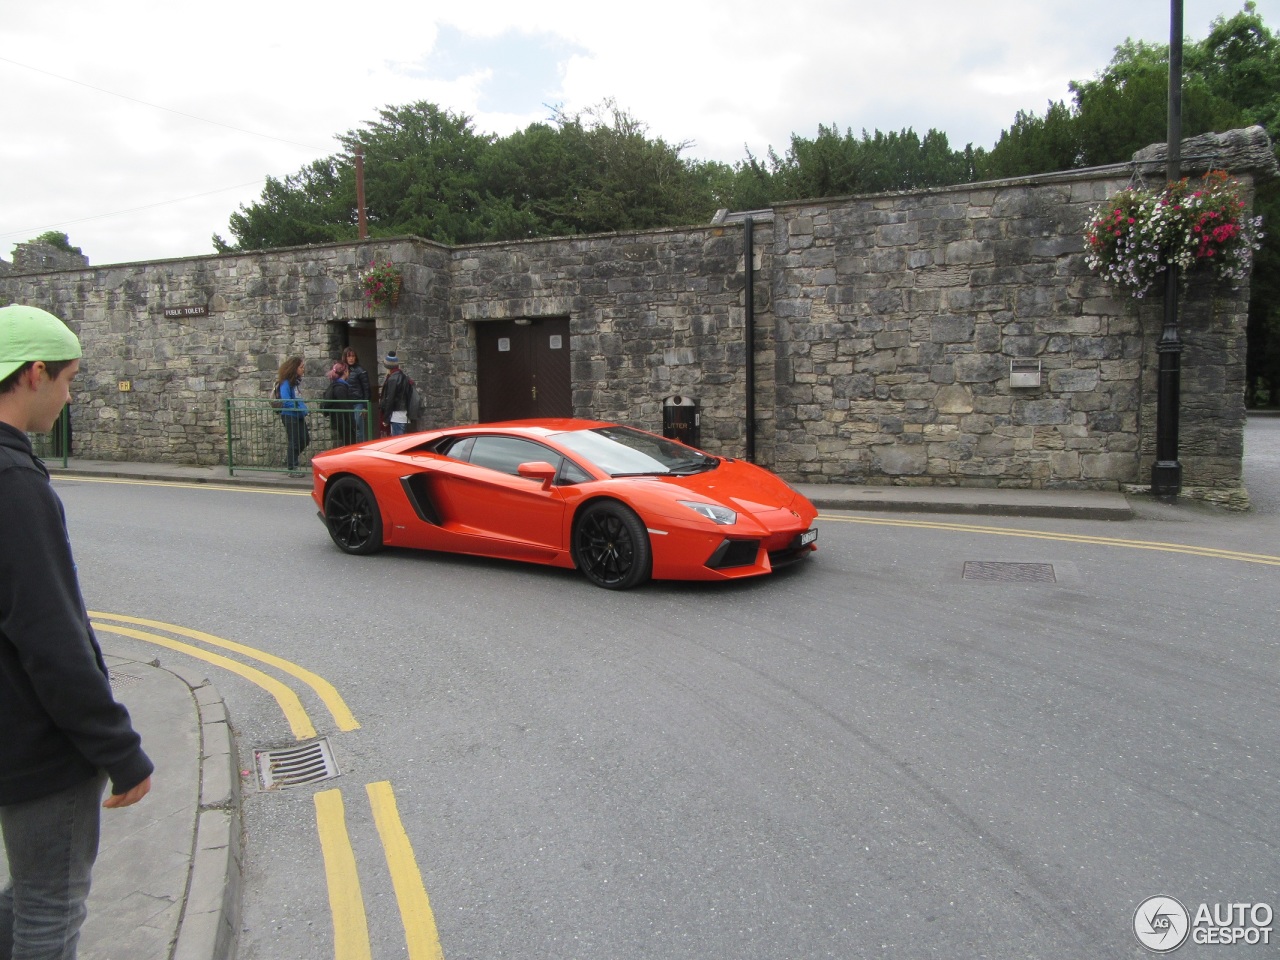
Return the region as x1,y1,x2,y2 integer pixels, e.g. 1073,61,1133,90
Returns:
89,612,359,731
817,514,1280,566
315,790,374,960
92,622,318,740
367,781,445,960
95,616,432,960
52,474,310,495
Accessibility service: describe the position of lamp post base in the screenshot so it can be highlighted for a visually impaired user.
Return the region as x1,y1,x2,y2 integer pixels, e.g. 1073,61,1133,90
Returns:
1151,460,1183,497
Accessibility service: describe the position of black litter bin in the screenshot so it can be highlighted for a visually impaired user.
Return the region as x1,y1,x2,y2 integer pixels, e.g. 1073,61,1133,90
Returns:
662,395,699,448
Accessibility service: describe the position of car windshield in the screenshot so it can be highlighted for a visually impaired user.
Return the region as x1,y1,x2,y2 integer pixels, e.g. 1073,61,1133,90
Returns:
555,426,718,477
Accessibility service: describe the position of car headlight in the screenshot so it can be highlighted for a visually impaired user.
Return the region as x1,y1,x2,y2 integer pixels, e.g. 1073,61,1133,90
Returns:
679,500,737,525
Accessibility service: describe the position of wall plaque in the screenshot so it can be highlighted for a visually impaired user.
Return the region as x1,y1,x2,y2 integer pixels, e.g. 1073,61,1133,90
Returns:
163,305,208,319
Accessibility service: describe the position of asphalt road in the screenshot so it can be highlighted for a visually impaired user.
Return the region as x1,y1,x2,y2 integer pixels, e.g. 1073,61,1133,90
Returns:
57,421,1279,960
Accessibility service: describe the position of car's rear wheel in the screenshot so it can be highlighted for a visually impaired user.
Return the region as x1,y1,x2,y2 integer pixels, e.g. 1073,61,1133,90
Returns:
324,476,383,555
573,501,651,589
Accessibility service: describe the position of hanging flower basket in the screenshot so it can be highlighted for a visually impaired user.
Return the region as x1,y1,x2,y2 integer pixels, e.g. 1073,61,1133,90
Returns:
361,261,403,308
1083,170,1263,299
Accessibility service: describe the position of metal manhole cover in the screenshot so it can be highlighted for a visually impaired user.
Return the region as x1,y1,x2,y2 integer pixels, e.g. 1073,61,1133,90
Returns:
963,561,1056,583
109,673,144,689
255,739,340,790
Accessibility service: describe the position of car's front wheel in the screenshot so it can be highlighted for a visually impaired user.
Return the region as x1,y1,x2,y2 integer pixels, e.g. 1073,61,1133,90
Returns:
324,476,383,555
573,501,652,589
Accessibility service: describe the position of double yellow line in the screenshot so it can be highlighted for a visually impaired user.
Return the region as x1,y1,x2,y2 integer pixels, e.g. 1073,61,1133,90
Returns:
90,613,444,960
817,514,1280,566
315,784,444,960
92,612,356,739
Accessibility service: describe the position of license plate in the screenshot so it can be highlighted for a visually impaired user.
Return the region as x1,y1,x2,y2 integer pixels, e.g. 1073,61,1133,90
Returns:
797,528,817,547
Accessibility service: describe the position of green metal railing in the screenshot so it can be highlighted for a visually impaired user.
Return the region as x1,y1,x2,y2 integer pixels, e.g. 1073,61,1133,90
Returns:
226,398,374,476
31,405,70,468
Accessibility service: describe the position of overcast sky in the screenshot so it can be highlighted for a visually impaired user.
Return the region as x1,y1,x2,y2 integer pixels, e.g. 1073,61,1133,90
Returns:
4,1,1275,267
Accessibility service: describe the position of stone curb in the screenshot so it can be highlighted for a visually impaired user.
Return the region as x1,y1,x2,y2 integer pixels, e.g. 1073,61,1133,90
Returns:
164,664,242,960
805,493,1133,521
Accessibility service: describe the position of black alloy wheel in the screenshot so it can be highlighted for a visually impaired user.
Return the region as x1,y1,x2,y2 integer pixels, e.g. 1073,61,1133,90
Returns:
573,500,652,589
324,476,384,555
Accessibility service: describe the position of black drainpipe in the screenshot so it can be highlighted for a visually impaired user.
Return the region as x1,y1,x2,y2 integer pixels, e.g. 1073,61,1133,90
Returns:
744,216,756,462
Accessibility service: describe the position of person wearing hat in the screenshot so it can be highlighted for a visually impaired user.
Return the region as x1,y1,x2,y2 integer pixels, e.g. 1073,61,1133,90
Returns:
379,351,412,436
0,305,154,957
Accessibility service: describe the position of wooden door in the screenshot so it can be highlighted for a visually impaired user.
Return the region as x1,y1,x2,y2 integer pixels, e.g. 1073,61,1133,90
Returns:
476,318,571,422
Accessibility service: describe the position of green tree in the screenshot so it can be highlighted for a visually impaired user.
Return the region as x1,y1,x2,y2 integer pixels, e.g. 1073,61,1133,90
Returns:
552,101,720,233
980,102,1080,180
214,158,354,252
763,125,978,201
341,103,494,245
215,100,721,251
29,231,82,255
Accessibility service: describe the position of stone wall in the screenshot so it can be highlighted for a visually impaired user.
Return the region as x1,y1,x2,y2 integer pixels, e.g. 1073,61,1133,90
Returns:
769,176,1154,488
0,129,1270,494
0,239,443,464
449,224,770,449
8,241,90,274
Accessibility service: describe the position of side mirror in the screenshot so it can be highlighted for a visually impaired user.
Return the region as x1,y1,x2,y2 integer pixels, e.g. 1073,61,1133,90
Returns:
517,461,557,490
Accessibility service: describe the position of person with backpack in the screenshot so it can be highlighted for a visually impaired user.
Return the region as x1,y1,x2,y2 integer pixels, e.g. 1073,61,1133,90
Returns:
379,352,414,436
322,362,357,448
273,356,309,474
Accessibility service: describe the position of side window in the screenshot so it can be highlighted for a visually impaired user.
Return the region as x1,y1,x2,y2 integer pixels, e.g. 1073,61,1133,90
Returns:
558,459,592,485
469,437,560,478
439,436,476,461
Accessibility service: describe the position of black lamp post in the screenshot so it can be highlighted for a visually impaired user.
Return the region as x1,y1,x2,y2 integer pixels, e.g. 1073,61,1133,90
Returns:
1151,0,1185,496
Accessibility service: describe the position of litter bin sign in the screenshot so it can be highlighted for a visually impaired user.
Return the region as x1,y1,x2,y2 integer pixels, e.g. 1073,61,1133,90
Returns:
662,395,699,448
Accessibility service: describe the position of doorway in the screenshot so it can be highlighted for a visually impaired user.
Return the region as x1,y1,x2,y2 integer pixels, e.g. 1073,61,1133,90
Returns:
476,318,572,422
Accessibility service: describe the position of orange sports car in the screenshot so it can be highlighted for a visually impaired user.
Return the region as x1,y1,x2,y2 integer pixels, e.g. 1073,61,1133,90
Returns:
310,419,818,589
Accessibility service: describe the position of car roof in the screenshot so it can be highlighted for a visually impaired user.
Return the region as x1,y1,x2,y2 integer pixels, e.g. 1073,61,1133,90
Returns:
344,419,620,456
470,418,612,436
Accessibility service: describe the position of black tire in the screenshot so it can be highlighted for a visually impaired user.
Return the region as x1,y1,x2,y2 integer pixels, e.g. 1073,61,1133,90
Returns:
324,476,384,555
573,500,652,590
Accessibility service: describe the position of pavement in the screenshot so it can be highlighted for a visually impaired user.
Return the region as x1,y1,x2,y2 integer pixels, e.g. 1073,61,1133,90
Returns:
24,457,1133,960
0,650,239,960
44,456,1137,519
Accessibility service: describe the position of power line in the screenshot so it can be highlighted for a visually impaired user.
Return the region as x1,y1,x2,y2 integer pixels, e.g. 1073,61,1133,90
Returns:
0,55,327,152
0,181,267,241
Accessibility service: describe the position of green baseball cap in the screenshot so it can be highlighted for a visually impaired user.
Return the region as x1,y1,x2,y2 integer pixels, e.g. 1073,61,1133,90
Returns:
0,305,82,382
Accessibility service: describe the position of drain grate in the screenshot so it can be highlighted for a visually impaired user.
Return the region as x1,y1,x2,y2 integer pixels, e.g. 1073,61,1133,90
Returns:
255,739,340,790
963,561,1056,583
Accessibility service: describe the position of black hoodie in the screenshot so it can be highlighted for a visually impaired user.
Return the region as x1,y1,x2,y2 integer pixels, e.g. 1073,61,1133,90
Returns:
0,421,153,804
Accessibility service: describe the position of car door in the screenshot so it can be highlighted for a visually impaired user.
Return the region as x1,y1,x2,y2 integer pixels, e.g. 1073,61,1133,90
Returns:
428,435,568,559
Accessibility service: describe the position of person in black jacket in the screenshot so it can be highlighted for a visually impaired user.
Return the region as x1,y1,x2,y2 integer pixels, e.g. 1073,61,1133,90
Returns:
379,351,412,436
0,305,153,959
341,347,371,442
323,361,357,447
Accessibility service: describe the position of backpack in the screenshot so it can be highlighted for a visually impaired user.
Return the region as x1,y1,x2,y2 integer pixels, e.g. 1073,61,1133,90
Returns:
406,381,424,424
270,381,284,411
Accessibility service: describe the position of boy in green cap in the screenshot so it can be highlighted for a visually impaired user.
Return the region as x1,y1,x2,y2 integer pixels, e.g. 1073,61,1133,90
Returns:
0,305,153,959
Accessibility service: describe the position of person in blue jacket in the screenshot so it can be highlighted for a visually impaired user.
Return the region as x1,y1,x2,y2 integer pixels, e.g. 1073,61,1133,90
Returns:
274,356,310,475
0,304,153,958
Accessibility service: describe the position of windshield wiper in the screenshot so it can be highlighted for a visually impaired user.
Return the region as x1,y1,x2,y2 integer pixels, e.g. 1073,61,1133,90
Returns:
666,458,719,475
